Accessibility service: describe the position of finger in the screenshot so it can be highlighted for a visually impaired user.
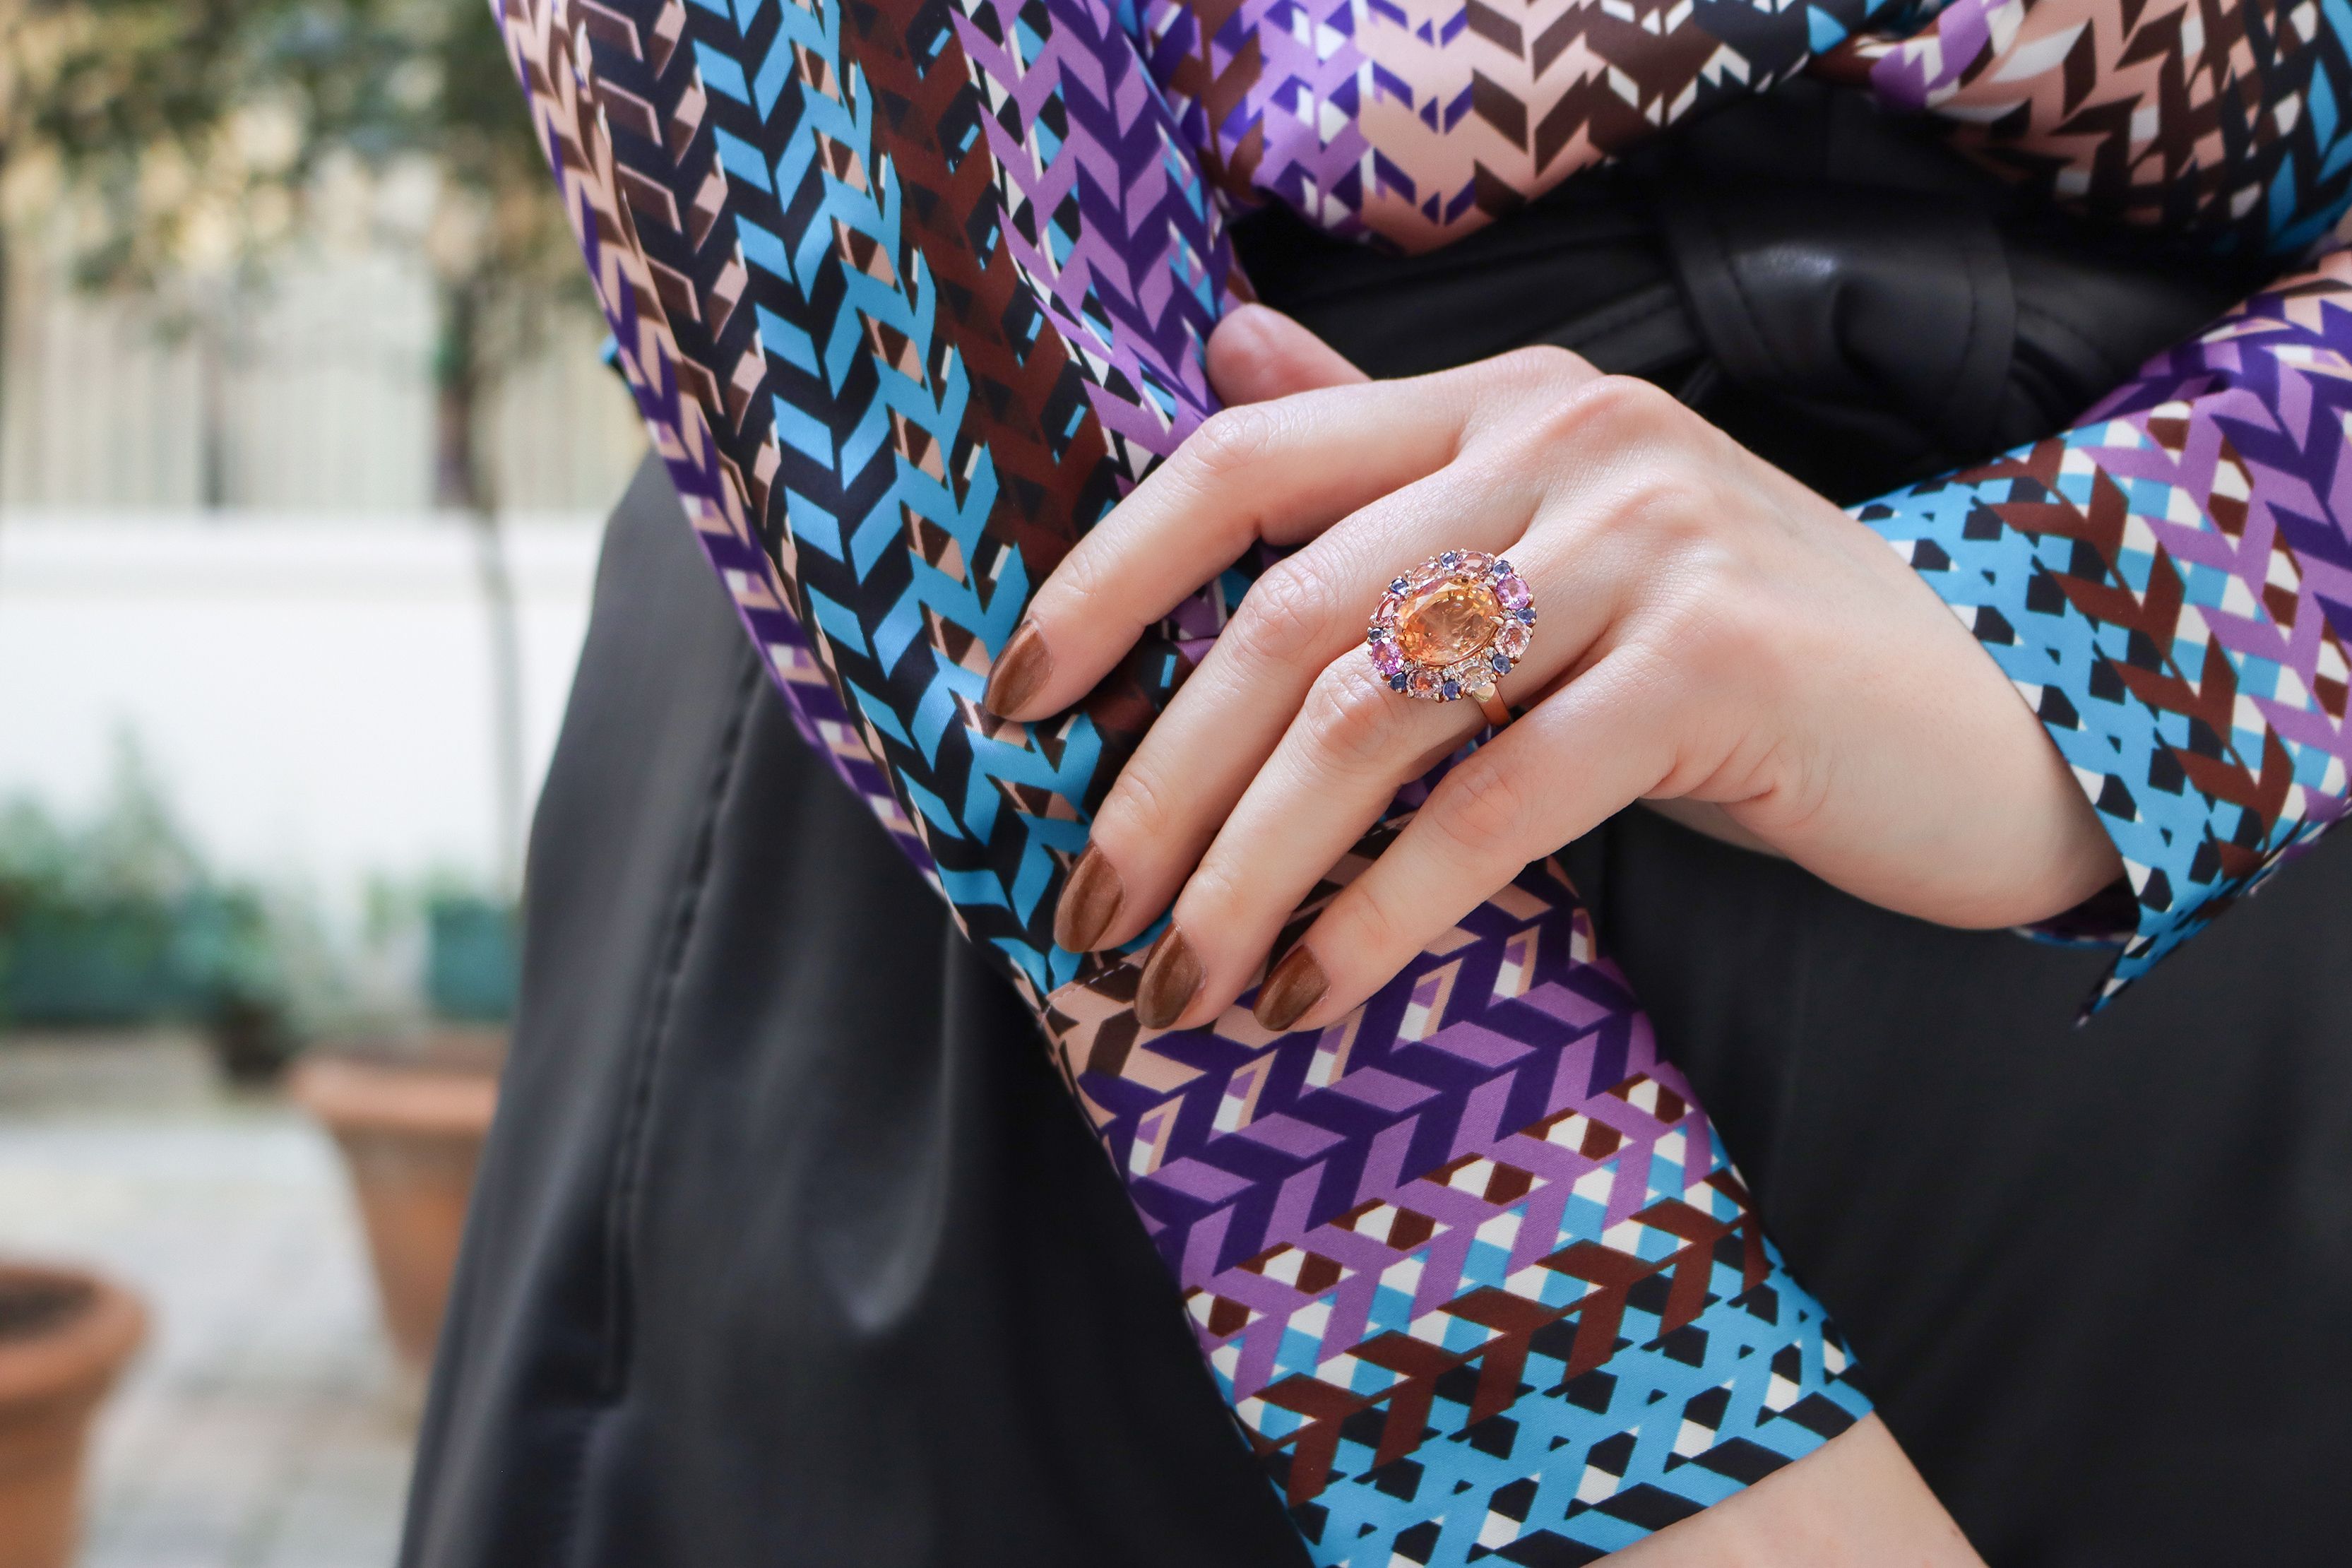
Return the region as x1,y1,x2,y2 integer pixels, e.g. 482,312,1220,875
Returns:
983,379,1469,721
1074,451,1558,954
1273,650,1682,1031
1074,414,1665,960
982,350,1596,720
1206,305,1369,403
1133,651,1483,1028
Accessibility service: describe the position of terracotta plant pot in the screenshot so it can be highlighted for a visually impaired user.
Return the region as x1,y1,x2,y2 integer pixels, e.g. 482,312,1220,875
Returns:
290,1043,501,1377
0,1262,146,1568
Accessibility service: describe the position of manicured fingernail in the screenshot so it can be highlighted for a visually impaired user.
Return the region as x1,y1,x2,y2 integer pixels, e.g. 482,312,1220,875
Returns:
982,619,1052,718
1055,845,1124,952
1253,944,1326,1032
1136,923,1202,1030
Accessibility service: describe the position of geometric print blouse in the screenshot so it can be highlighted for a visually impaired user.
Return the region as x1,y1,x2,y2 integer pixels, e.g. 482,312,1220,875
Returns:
494,0,2352,1559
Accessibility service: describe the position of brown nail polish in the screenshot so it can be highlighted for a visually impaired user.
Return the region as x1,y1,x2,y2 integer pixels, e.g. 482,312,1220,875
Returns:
1253,944,1327,1032
1055,845,1124,952
1135,924,1202,1030
982,619,1053,718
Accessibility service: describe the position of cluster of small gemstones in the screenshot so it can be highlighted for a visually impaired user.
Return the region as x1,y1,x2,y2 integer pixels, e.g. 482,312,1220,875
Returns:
1365,549,1536,703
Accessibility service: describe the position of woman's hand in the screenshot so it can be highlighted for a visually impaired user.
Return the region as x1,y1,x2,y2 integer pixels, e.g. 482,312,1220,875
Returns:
984,307,2122,1032
1606,1415,1986,1567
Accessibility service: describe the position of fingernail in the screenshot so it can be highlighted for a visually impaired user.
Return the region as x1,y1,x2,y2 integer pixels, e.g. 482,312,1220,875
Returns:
982,619,1052,718
1055,845,1124,952
1253,944,1327,1032
1135,923,1202,1030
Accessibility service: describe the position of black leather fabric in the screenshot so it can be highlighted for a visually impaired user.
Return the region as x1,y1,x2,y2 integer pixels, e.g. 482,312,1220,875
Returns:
398,459,1308,1568
1234,81,2253,501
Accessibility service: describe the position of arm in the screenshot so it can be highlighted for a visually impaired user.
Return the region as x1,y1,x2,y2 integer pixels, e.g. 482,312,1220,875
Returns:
494,0,1883,1560
1862,256,2352,1005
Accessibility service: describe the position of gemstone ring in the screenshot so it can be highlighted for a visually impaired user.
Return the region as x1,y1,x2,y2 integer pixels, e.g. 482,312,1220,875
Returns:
1366,550,1536,730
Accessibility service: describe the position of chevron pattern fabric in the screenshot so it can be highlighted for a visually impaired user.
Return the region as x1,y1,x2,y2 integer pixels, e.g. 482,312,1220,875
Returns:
497,0,934,876
495,0,2352,1557
1046,843,1867,1563
1865,253,2352,999
1132,0,2352,253
1847,0,2352,254
498,0,1865,1560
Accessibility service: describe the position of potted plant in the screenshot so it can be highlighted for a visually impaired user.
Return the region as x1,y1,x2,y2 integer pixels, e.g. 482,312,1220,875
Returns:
290,1028,502,1379
0,1261,145,1568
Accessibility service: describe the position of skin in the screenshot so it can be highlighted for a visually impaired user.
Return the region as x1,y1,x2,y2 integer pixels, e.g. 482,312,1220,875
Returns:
1610,1415,1988,1567
986,305,2117,1557
988,307,2122,1034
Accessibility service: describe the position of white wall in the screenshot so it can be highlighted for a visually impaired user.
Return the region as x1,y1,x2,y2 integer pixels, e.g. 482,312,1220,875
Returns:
0,513,603,913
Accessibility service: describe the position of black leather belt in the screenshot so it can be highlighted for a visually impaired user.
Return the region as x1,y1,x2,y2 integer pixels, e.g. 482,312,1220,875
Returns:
1232,79,2264,501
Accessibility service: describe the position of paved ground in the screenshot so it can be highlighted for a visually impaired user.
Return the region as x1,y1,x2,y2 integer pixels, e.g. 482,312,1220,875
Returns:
0,1034,413,1568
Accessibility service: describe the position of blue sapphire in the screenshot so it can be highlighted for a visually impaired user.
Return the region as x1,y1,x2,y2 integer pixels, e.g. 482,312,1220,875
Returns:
1492,558,1512,576
1439,550,1460,569
1441,679,1461,701
1516,607,1537,623
1389,576,1408,594
1367,625,1386,642
1389,671,1410,691
1491,652,1511,673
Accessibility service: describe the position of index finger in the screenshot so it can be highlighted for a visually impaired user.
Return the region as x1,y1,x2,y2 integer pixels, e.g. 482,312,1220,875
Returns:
980,372,1485,720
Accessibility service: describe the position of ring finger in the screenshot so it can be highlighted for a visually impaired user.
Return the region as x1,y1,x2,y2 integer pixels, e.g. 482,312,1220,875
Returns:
1139,518,1643,1029
1067,453,1550,956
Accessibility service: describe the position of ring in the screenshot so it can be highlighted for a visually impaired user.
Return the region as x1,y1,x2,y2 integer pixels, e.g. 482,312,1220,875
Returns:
1367,550,1536,730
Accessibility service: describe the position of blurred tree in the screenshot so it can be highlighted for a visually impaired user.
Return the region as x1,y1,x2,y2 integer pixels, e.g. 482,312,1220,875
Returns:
1,0,590,891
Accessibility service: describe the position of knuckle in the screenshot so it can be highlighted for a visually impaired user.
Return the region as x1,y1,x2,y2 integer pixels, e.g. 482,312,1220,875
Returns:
1611,469,1706,545
1343,880,1413,961
1536,372,1676,449
1183,403,1283,480
1053,537,1112,608
1180,855,1249,921
1102,758,1177,845
1299,658,1403,769
1228,562,1334,667
1494,343,1593,388
1432,754,1532,850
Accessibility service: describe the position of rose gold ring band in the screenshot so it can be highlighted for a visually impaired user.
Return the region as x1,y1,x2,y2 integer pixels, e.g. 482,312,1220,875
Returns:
1365,550,1536,731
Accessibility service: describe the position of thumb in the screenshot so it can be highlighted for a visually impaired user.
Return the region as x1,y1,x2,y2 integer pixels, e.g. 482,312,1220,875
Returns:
1205,304,1370,404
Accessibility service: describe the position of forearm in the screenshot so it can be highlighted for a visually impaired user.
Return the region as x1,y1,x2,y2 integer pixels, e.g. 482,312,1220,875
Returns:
1859,254,2352,1004
1611,1417,1983,1567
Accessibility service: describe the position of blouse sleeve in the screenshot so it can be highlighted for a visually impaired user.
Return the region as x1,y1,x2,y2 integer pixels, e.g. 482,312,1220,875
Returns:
1858,256,2352,1006
494,0,1870,1562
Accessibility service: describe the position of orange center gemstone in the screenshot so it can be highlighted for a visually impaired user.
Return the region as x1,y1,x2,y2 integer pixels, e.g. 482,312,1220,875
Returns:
1393,578,1502,667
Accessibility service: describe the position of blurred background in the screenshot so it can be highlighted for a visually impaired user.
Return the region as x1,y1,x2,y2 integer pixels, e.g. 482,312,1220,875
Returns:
0,4,643,1564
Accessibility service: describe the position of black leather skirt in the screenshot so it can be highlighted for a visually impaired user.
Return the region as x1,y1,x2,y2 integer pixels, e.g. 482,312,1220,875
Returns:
401,87,2352,1568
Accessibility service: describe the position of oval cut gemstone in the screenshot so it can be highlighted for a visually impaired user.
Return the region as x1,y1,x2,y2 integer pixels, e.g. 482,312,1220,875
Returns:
1495,574,1532,611
1394,578,1504,668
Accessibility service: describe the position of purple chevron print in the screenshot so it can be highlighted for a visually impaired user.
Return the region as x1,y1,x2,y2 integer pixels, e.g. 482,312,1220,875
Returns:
954,0,1235,477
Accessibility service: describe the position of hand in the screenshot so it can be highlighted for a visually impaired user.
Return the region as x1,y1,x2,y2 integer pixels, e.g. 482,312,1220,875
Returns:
1605,1415,1986,1567
983,307,2122,1032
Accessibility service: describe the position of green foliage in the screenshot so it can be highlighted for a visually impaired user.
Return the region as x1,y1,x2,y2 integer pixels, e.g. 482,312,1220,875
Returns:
4,0,583,364
0,740,295,1073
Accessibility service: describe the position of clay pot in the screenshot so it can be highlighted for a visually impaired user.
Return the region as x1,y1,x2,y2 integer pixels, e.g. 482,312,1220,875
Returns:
290,1045,500,1376
0,1263,146,1568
